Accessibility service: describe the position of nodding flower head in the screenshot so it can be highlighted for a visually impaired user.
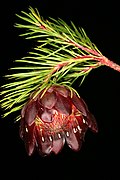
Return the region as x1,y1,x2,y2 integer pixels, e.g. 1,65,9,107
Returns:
19,85,98,156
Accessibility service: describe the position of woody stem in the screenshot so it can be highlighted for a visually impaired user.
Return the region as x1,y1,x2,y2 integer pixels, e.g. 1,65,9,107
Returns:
71,40,120,72
96,56,120,72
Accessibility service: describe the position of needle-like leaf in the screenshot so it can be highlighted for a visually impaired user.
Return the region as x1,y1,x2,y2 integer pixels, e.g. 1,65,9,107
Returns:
0,7,120,120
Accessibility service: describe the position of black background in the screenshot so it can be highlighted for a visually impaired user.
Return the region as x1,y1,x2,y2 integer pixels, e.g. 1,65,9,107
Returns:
0,1,120,179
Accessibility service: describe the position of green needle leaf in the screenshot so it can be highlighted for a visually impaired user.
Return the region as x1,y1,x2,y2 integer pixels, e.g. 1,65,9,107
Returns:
0,7,103,120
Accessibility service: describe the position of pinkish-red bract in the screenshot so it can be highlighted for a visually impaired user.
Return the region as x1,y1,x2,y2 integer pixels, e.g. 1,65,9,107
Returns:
19,85,98,156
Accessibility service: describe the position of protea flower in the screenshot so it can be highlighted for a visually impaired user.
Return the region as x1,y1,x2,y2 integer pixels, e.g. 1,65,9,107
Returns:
1,8,120,157
20,85,98,156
